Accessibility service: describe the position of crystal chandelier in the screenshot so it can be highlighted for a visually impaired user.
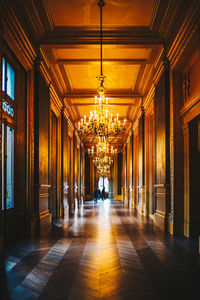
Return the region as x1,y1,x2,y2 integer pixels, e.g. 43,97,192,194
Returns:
88,137,116,178
96,164,111,178
78,0,126,143
87,136,117,159
93,155,113,167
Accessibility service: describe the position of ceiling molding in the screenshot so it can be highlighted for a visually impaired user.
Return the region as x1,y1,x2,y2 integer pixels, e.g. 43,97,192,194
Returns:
59,65,72,93
76,117,131,123
56,59,147,65
1,3,36,71
167,2,200,69
64,91,142,99
69,102,137,106
41,26,164,47
134,63,146,92
126,105,133,120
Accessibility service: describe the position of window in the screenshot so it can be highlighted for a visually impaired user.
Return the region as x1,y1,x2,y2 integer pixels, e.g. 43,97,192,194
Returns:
2,57,5,91
2,124,4,210
7,63,15,100
1,124,15,210
2,57,15,100
6,126,14,209
1,56,16,211
98,176,109,193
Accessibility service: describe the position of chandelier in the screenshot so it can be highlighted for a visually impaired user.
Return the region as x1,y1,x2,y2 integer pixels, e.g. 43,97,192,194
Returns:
96,164,111,178
78,0,126,143
88,136,116,178
93,155,113,167
87,137,117,159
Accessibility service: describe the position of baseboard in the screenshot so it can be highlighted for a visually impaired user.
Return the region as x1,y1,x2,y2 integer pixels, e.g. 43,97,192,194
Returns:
155,210,171,233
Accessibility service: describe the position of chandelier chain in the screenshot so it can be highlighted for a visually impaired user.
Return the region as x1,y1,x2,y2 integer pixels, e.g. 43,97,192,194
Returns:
98,0,105,76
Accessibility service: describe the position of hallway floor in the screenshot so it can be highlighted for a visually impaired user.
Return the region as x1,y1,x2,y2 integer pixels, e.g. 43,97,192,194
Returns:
1,200,200,300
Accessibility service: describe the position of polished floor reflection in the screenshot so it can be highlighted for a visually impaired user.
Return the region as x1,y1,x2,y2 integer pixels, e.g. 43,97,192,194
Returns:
1,200,200,300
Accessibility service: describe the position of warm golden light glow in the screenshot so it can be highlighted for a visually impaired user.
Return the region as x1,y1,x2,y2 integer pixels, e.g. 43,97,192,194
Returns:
77,0,126,143
78,77,126,143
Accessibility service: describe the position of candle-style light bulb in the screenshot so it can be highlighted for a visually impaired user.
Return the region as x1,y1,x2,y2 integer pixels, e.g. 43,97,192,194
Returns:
123,119,126,129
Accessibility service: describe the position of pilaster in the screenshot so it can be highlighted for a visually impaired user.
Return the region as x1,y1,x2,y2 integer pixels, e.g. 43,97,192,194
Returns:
183,123,190,237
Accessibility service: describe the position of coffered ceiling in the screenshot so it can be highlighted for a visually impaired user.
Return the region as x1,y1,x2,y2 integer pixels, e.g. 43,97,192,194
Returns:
47,0,156,27
28,0,167,146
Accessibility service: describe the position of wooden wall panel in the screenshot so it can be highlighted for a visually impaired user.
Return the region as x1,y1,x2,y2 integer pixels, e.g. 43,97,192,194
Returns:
85,153,90,197
61,114,68,216
117,152,122,196
33,69,51,235
170,71,184,235
38,74,49,184
137,114,145,214
138,115,145,186
155,75,166,184
188,118,200,236
133,130,138,208
68,135,72,209
15,54,27,238
154,70,170,232
50,111,57,218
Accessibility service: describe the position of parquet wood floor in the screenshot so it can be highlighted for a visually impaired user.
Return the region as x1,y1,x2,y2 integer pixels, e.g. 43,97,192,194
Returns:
1,200,200,300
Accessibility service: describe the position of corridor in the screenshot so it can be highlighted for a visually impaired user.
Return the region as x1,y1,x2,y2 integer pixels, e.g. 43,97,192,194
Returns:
1,200,200,300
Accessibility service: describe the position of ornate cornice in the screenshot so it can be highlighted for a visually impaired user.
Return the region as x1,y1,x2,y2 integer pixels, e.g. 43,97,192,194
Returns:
143,84,155,114
1,18,36,71
180,90,200,124
167,1,200,69
67,117,74,138
49,84,63,117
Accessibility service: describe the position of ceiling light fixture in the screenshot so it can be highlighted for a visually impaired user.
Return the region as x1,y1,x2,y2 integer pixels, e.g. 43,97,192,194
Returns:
78,0,126,143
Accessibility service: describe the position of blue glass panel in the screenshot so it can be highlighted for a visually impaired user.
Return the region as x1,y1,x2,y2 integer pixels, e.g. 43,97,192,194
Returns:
7,63,15,100
6,126,14,209
2,57,5,91
2,124,4,210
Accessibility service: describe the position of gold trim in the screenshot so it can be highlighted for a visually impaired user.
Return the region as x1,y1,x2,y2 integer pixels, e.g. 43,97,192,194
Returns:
40,213,50,219
154,184,170,188
39,193,49,197
40,210,49,216
38,184,51,188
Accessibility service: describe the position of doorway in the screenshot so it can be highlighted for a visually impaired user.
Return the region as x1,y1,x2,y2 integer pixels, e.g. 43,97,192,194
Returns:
98,176,109,198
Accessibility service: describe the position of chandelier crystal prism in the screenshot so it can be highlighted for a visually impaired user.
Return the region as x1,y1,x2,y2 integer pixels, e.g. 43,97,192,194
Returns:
78,0,126,143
